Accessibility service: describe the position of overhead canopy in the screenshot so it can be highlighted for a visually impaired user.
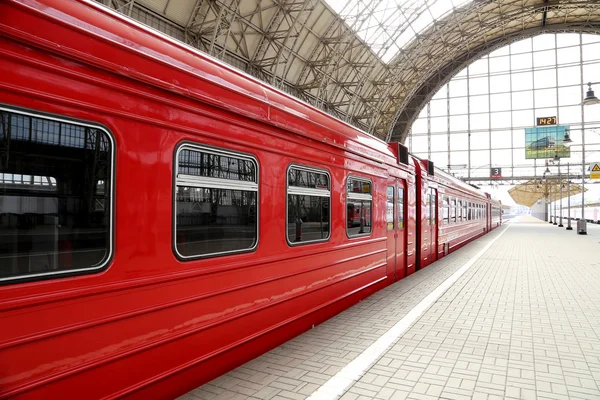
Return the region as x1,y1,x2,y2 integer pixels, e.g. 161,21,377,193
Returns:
100,0,600,142
508,180,584,207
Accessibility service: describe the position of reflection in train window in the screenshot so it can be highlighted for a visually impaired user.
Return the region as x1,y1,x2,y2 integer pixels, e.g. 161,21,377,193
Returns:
287,165,330,245
0,108,113,282
346,177,372,237
174,145,258,258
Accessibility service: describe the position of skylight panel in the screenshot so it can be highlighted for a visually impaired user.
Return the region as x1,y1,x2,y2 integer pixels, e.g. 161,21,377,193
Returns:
323,0,474,63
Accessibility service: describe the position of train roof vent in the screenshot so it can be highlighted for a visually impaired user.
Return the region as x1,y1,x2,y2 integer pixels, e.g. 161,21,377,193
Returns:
427,160,434,176
397,143,409,165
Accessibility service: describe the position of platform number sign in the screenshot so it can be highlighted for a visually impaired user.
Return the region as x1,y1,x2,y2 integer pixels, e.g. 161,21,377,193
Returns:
490,168,502,179
591,163,600,180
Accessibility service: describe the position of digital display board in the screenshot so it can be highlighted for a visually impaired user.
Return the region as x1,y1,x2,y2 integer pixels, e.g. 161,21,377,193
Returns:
536,116,557,126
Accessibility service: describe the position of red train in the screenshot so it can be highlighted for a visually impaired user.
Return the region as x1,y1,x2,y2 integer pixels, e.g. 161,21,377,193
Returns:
0,1,501,398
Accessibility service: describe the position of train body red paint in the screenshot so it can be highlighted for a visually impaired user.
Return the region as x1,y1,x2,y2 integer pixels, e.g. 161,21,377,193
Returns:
0,1,501,398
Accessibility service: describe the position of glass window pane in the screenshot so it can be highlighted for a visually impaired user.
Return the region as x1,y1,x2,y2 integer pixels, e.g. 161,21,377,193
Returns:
288,168,329,189
470,131,489,150
533,49,555,68
0,110,113,281
512,72,533,90
490,74,511,93
491,130,512,149
175,146,258,258
557,34,580,48
449,79,468,97
347,177,372,237
411,134,428,153
346,200,372,236
511,52,533,71
512,91,533,111
398,187,404,229
557,46,580,65
449,97,468,115
511,37,532,54
489,56,510,74
513,110,534,128
412,118,427,135
533,68,557,89
558,65,581,86
469,76,489,95
558,86,582,107
490,93,511,112
470,113,489,130
387,186,394,231
533,34,555,51
491,112,512,129
470,95,489,113
287,195,329,243
178,149,256,182
176,188,257,256
430,116,447,133
583,43,600,62
449,114,468,131
431,134,448,152
535,88,557,108
430,99,447,117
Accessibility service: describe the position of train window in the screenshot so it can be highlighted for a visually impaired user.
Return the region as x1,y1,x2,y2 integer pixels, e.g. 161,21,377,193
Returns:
426,193,431,225
0,107,114,283
174,144,258,258
443,197,450,224
451,199,457,223
398,187,405,229
386,186,394,231
458,200,462,221
463,202,468,221
346,177,372,237
287,165,330,244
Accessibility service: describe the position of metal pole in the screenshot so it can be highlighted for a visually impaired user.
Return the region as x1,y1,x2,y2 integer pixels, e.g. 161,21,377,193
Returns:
553,177,557,225
579,36,587,235
559,160,563,227
547,174,551,223
567,163,573,230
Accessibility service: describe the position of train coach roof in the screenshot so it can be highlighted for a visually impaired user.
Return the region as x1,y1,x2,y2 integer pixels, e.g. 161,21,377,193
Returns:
3,0,404,167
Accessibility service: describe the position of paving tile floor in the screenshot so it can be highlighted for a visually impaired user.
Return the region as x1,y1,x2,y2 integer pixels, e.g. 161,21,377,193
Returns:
178,216,600,400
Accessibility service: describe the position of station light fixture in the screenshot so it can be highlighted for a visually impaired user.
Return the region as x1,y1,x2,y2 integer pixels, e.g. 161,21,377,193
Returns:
582,82,600,105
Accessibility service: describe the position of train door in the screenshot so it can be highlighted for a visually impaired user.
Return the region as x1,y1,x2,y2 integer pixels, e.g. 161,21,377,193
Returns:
396,181,407,280
386,183,396,281
429,188,438,263
486,204,491,231
406,182,416,276
386,179,407,281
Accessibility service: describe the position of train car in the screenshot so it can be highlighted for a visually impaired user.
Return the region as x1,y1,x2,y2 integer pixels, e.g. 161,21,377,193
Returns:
0,1,498,398
558,204,600,223
412,159,500,264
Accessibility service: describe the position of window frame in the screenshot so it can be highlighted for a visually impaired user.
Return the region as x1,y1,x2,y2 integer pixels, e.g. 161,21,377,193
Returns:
346,175,373,238
398,186,405,230
386,185,395,232
443,196,450,225
173,142,259,260
0,105,116,284
286,164,331,246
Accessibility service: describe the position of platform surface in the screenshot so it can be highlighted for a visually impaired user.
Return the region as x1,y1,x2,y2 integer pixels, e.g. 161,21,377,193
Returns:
179,216,600,400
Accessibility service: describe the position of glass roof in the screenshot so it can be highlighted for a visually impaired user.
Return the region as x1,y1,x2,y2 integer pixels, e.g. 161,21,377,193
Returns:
323,0,474,63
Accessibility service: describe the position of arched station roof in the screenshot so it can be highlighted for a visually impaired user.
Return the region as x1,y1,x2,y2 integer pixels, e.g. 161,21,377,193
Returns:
100,0,600,142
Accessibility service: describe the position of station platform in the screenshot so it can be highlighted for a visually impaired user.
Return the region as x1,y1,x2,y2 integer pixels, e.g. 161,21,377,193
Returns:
179,216,600,400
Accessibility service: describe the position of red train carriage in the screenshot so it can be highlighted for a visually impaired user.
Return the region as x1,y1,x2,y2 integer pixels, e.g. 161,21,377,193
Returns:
0,1,499,399
413,158,502,264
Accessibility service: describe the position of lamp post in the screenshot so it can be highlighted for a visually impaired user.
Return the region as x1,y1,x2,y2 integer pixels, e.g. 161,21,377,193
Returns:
553,177,557,225
580,81,600,234
566,163,573,230
558,158,563,227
